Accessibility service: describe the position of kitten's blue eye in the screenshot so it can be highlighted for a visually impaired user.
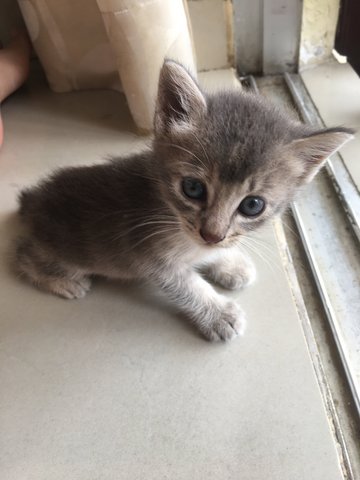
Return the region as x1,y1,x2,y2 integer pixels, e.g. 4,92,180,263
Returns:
182,178,206,200
238,196,265,217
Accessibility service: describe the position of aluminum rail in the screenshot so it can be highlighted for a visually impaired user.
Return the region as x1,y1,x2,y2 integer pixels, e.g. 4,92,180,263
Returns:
284,72,360,244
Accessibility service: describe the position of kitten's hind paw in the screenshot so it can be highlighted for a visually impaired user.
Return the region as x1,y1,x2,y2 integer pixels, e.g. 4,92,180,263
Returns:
15,237,92,299
48,276,92,299
204,301,246,342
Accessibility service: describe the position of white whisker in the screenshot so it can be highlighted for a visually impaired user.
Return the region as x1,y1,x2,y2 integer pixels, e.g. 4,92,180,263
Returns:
190,131,210,164
129,226,181,251
109,219,180,243
238,236,280,274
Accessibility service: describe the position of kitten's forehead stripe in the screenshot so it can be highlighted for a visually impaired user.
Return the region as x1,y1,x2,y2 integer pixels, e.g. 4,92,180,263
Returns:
219,162,248,183
198,90,299,187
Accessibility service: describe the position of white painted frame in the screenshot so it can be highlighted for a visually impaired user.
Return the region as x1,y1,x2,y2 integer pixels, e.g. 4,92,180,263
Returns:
233,0,302,74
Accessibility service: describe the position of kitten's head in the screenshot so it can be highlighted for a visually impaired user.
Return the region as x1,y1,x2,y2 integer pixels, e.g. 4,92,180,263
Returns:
153,60,354,247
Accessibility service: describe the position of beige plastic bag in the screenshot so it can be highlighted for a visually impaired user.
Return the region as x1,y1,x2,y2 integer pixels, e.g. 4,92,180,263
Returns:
17,0,121,92
97,0,196,132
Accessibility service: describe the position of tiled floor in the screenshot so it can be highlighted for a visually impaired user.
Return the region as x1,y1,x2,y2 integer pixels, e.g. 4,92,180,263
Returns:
0,68,344,479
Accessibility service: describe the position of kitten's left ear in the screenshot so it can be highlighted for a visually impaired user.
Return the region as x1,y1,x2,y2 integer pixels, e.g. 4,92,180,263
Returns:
289,127,354,183
154,60,207,136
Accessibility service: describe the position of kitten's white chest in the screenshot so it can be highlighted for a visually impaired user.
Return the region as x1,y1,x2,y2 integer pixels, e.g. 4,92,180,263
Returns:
179,242,223,267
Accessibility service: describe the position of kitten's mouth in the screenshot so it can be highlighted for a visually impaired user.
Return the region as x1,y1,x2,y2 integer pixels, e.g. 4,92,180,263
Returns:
200,238,224,247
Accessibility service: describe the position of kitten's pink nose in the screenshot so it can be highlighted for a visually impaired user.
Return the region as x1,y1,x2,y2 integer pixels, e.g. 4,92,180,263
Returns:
200,228,224,244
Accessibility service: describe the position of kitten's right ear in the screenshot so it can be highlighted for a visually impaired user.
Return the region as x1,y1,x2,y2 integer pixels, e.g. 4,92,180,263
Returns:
154,60,207,136
289,127,354,183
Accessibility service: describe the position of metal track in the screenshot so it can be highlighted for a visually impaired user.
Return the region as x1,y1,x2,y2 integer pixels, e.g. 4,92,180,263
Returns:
244,72,360,417
284,73,360,244
282,74,360,417
241,73,360,478
273,218,354,480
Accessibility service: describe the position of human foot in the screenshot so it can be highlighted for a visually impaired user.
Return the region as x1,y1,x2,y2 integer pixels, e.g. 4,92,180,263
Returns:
0,31,31,102
0,31,31,148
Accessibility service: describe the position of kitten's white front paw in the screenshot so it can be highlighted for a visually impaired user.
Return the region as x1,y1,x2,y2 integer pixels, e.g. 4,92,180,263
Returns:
204,301,246,342
213,267,256,290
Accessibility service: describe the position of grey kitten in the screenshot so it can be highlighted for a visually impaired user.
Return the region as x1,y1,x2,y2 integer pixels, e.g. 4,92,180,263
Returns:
15,60,353,341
